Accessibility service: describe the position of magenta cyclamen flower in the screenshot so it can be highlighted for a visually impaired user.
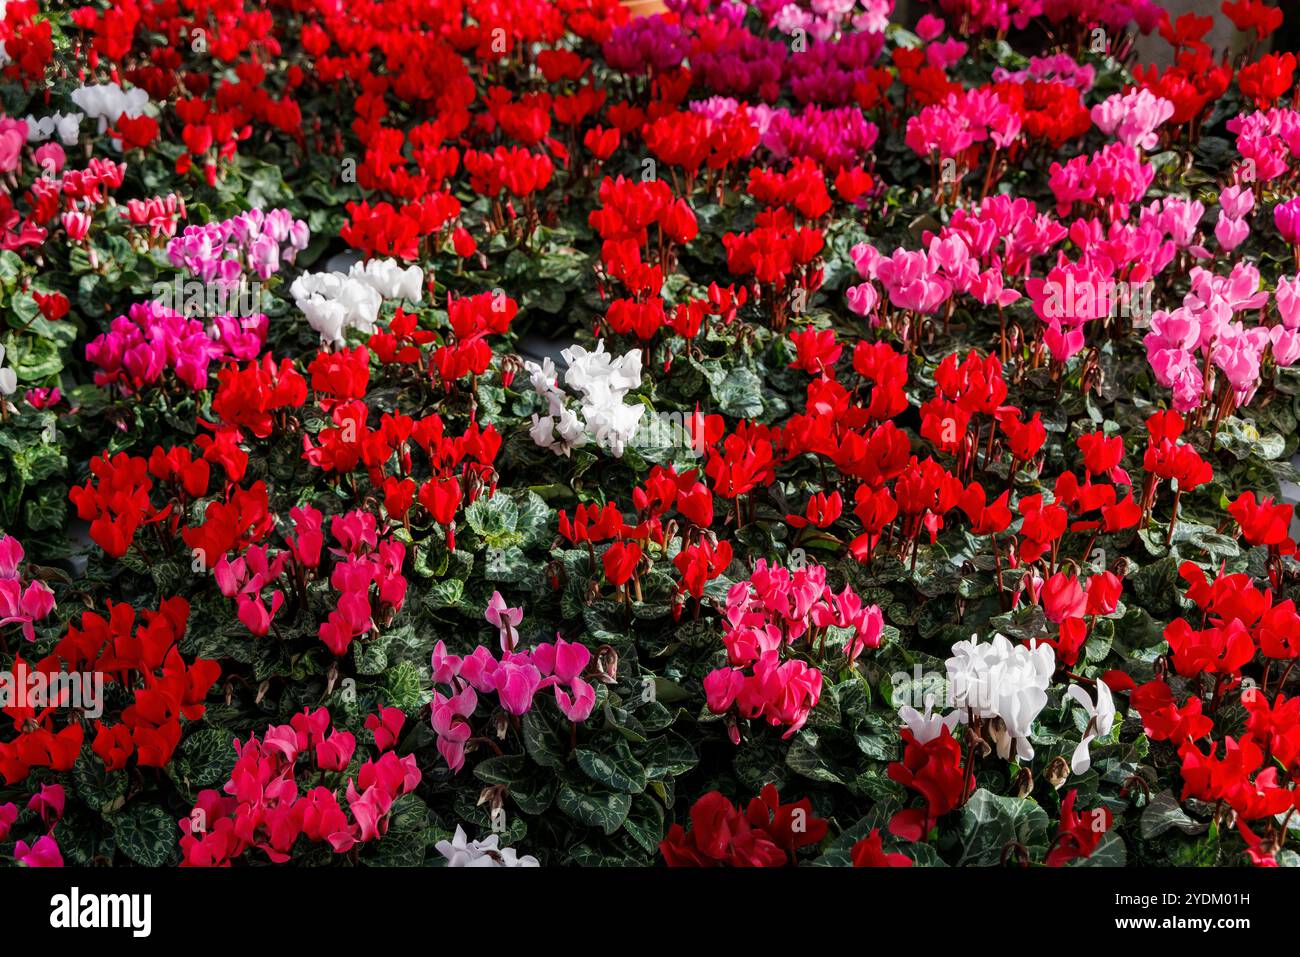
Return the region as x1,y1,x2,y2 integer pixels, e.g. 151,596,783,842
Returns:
0,535,56,642
1274,197,1300,245
428,623,596,772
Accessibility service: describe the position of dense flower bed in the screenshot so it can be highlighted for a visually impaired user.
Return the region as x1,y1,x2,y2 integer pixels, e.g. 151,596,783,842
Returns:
0,0,1299,869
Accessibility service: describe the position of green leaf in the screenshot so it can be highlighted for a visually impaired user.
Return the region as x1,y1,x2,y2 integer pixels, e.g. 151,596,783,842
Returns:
955,789,1050,866
639,734,698,780
112,803,179,867
1072,831,1127,866
1140,790,1208,839
73,751,127,815
576,740,647,794
622,795,666,855
521,708,567,769
557,780,632,835
177,727,237,788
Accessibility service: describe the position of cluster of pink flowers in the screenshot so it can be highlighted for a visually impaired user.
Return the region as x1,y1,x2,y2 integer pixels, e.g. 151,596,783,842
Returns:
704,559,882,739
178,708,418,865
1049,143,1155,221
1227,107,1300,185
430,593,596,772
906,88,1022,168
992,52,1095,91
759,0,876,43
309,509,408,656
85,300,267,395
756,102,880,171
122,193,186,240
1090,88,1174,151
211,506,407,652
166,207,309,283
849,194,1072,323
2,784,65,868
1145,262,1298,413
214,544,289,637
0,535,56,643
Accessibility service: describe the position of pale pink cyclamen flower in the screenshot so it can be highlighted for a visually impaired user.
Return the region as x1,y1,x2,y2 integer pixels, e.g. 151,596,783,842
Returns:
485,590,523,651
1090,89,1175,151
1216,216,1250,252
1220,185,1256,220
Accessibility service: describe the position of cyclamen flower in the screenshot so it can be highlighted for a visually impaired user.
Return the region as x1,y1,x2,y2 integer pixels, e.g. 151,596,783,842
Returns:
70,83,148,133
24,111,82,145
0,344,16,396
291,271,384,347
1090,89,1174,150
1065,680,1116,774
436,826,539,867
1275,197,1300,245
526,341,645,459
945,633,1055,761
897,696,961,745
485,591,523,651
0,535,57,641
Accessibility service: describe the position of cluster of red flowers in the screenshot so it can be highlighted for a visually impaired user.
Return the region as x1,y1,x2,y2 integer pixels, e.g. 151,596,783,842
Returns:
1,597,219,783
659,784,827,866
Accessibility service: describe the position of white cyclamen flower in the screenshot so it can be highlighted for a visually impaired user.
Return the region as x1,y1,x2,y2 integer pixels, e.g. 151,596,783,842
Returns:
524,357,566,416
348,257,423,302
25,112,84,146
70,83,149,133
1064,679,1115,775
436,826,539,867
562,340,642,399
526,341,646,459
945,633,1054,762
0,345,16,396
580,386,644,458
290,271,382,347
898,695,961,745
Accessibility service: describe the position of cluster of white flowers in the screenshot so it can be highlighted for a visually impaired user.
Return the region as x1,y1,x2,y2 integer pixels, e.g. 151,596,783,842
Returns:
0,343,16,397
25,112,83,146
944,633,1055,762
435,826,539,867
290,258,422,347
70,83,149,134
897,635,1115,777
525,341,645,458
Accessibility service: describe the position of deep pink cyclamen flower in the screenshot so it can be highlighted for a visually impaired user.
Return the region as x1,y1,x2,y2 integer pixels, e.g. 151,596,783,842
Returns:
1275,197,1300,245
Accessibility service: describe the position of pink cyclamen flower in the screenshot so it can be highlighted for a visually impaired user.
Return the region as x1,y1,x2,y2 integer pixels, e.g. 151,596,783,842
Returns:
1275,197,1300,245
15,835,63,867
1276,275,1300,329
27,784,66,828
61,210,92,241
1090,89,1174,151
484,590,523,651
1216,215,1249,252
